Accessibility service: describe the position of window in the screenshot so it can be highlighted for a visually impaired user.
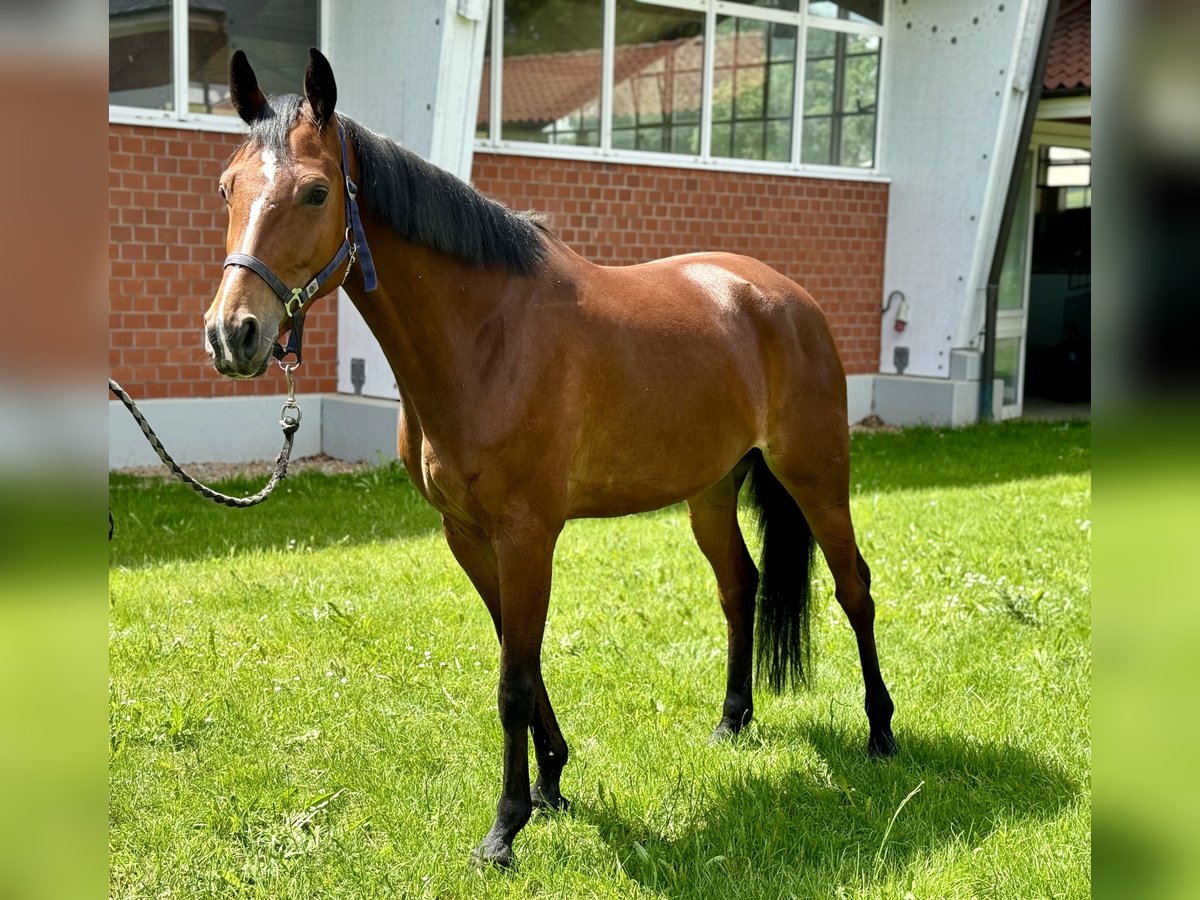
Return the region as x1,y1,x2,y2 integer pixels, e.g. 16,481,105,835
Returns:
801,28,879,167
109,0,320,126
1037,146,1091,211
711,16,797,163
477,0,885,172
808,1,883,26
611,0,705,154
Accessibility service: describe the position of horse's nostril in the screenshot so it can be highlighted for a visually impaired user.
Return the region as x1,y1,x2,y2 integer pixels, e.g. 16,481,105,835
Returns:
236,317,259,356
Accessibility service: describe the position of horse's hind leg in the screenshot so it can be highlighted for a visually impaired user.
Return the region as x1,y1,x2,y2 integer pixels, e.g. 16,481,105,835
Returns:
687,459,759,742
768,459,897,756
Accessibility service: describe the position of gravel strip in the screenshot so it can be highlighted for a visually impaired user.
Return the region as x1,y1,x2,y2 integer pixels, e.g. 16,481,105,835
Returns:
114,453,381,482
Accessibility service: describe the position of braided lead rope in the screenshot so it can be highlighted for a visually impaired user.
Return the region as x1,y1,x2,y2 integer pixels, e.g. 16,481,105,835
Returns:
109,378,299,509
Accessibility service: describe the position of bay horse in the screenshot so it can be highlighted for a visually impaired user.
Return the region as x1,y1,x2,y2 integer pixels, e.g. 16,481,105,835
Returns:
204,49,896,867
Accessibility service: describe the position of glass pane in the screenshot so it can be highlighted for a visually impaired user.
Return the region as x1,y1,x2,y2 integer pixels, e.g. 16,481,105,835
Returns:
671,123,699,155
712,16,796,162
842,54,878,113
839,113,875,167
806,27,836,59
732,123,764,159
502,0,603,146
998,154,1035,310
728,0,801,11
109,0,173,110
809,1,884,25
1063,186,1092,209
766,62,794,117
734,69,764,118
188,0,319,116
802,117,831,164
636,126,664,151
766,120,792,161
994,337,1021,406
612,0,705,155
1049,146,1090,163
711,122,732,157
476,22,491,139
804,59,834,116
847,32,881,55
801,28,878,168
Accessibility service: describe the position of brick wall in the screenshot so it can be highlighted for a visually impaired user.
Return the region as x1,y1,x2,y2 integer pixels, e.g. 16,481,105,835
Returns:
471,154,888,375
109,131,887,400
108,124,338,399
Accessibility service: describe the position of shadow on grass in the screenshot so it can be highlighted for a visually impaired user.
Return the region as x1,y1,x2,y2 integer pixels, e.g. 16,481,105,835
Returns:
850,419,1090,494
108,463,443,568
579,723,1079,898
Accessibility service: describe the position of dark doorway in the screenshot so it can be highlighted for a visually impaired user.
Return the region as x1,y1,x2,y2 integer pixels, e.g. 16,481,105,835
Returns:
1025,145,1091,404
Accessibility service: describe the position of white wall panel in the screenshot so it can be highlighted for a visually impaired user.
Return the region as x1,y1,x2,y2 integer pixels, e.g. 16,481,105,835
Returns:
877,0,1049,378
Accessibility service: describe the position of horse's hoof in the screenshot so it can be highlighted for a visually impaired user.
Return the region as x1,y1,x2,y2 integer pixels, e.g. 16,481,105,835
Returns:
531,787,571,812
709,715,750,745
709,722,737,744
471,839,514,869
868,730,898,758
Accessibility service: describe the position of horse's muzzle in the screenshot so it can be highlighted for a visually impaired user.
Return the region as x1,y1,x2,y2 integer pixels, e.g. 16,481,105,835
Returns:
205,317,271,378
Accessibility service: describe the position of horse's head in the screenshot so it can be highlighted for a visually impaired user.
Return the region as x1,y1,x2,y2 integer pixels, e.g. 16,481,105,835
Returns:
204,48,349,378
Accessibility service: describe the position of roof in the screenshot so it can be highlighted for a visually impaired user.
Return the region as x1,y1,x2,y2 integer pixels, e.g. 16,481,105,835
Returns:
1043,0,1090,94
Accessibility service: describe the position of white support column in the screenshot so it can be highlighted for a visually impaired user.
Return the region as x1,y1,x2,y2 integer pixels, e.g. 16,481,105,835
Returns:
876,0,1049,380
326,0,492,400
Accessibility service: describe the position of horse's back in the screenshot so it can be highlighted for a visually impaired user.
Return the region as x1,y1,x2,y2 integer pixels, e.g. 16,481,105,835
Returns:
552,248,847,517
590,249,846,408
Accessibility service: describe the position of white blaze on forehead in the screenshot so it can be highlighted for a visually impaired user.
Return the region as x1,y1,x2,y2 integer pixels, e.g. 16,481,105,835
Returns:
216,147,278,361
241,148,277,253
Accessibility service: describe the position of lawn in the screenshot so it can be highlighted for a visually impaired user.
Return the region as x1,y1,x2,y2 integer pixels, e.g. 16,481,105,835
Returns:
109,420,1091,899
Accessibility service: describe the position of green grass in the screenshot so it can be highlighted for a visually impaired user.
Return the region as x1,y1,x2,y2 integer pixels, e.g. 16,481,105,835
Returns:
109,419,1091,898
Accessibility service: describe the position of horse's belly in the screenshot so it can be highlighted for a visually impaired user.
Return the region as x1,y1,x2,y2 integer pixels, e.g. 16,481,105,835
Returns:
565,416,755,518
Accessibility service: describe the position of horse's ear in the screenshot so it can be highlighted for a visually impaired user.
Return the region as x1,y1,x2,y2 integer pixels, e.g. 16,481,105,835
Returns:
229,50,267,124
304,47,337,130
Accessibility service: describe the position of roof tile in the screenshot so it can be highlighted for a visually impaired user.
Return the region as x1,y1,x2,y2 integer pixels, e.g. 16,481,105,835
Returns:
1044,0,1090,93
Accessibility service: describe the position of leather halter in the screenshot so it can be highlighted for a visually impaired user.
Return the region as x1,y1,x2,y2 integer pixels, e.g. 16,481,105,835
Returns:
223,120,378,365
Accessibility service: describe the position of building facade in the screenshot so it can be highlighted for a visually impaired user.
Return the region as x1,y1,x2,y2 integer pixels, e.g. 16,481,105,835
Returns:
109,0,1090,465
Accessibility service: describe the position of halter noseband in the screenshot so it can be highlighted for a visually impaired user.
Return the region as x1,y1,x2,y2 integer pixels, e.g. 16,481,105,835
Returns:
223,120,378,365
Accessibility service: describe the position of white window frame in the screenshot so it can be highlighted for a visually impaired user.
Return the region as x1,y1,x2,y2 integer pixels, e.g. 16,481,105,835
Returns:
476,0,888,180
108,0,327,135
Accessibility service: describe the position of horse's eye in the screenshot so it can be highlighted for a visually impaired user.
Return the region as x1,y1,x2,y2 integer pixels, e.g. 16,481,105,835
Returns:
307,186,329,206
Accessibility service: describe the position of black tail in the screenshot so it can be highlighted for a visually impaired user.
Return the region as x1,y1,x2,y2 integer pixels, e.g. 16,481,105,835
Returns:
745,449,816,692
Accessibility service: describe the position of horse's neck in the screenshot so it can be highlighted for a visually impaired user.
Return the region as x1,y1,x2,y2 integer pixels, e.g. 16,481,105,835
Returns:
342,231,512,424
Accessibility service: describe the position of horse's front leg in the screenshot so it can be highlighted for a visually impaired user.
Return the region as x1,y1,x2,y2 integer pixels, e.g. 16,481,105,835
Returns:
471,516,561,868
443,517,571,812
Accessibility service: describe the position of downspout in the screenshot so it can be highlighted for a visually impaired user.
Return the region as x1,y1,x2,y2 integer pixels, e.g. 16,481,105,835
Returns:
980,0,1059,420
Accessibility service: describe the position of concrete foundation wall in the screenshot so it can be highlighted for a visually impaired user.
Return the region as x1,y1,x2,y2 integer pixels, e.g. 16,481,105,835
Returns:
109,394,396,469
871,376,981,427
320,396,402,463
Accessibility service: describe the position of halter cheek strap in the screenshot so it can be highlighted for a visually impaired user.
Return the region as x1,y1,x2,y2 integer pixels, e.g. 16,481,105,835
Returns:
222,119,377,366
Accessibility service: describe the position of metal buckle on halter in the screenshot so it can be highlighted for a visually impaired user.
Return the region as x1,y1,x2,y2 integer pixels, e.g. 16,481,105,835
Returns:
285,288,305,316
285,280,321,316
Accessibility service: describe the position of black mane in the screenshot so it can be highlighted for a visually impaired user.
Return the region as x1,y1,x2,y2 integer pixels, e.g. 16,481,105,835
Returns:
244,94,546,274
